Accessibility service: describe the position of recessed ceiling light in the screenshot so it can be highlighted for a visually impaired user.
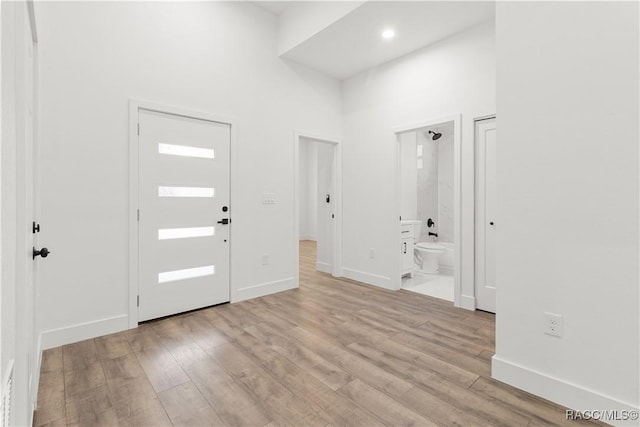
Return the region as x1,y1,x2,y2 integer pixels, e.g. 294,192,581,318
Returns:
382,29,395,40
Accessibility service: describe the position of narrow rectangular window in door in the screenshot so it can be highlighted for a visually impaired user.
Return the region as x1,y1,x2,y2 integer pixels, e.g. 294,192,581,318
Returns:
138,109,230,321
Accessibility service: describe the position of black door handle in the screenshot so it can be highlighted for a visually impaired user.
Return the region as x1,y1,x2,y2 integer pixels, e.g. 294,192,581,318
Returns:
33,247,50,260
217,218,230,225
403,242,407,254
489,222,494,226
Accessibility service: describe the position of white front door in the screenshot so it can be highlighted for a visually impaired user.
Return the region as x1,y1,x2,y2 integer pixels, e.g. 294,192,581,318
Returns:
138,109,231,321
475,117,497,313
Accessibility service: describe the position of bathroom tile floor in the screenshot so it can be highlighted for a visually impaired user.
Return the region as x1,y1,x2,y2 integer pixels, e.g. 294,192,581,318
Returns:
402,270,454,301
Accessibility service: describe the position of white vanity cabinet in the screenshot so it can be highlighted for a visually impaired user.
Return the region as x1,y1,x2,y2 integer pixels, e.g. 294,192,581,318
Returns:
400,224,415,276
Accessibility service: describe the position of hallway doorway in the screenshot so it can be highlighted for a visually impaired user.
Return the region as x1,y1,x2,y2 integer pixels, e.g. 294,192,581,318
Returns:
293,134,342,285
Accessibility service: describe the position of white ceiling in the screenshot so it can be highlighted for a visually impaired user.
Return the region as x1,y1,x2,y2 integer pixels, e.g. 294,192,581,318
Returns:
281,1,495,80
252,1,292,16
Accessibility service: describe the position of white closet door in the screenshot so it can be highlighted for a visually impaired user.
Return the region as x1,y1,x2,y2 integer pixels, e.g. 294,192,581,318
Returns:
475,118,497,313
138,109,230,321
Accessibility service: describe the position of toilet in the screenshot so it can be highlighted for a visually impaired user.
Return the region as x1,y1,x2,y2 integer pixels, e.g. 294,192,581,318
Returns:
401,219,446,275
415,242,446,274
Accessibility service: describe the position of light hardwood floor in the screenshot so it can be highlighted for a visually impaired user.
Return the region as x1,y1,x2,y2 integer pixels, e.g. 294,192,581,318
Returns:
35,241,602,427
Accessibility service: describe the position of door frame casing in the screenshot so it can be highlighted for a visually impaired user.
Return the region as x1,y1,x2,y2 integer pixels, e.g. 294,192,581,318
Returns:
128,99,237,328
293,132,343,284
392,114,462,304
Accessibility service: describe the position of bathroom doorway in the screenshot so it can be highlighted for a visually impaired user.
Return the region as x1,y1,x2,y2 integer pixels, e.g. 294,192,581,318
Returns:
293,134,342,286
393,115,462,305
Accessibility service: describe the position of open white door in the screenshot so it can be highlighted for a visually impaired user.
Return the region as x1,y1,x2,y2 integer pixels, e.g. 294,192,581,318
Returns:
137,109,231,321
19,4,38,418
294,135,342,285
316,142,335,274
475,117,497,313
2,2,41,425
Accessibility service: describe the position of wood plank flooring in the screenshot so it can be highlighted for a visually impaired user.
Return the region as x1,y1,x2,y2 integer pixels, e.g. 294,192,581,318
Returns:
35,241,602,426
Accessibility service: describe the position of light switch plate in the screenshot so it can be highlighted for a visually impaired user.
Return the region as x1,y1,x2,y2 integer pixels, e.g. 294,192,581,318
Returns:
263,193,276,204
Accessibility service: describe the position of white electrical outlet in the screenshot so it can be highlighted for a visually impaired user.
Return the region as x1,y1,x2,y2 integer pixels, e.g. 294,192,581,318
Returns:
369,248,375,259
261,254,270,265
544,312,563,337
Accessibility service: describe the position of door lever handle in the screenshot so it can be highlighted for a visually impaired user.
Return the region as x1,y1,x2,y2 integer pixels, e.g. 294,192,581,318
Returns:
217,218,230,225
33,247,51,260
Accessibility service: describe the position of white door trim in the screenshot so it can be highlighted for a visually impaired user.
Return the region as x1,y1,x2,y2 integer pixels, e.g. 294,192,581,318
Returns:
392,114,462,304
128,99,238,328
293,132,342,285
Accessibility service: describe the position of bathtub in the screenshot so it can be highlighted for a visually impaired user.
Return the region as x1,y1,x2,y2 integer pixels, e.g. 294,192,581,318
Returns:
437,241,455,274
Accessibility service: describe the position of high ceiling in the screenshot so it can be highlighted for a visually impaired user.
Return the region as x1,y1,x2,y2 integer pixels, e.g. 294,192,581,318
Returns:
254,1,495,80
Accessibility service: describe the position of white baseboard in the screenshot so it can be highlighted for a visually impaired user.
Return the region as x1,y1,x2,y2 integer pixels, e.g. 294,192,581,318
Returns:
41,314,129,350
458,294,476,311
343,267,395,290
316,261,332,274
492,355,639,427
233,277,297,302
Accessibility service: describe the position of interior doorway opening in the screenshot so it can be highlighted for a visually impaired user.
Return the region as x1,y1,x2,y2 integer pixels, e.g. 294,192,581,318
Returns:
396,120,457,303
293,134,342,287
393,114,462,306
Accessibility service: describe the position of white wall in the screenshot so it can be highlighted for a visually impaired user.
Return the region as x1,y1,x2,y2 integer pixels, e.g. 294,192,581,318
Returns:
36,1,341,347
493,1,639,419
298,140,318,240
342,21,495,293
